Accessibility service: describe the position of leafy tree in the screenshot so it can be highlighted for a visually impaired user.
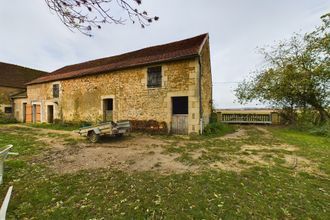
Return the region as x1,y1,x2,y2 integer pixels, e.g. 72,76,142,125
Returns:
235,14,330,124
45,0,159,36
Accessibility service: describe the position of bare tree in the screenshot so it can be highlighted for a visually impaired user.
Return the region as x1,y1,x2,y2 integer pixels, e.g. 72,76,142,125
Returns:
45,0,159,36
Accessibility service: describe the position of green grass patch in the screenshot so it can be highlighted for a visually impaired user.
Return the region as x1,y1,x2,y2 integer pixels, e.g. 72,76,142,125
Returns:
2,166,329,219
0,125,329,219
0,129,43,157
203,122,236,137
271,128,330,175
0,112,18,124
27,122,90,131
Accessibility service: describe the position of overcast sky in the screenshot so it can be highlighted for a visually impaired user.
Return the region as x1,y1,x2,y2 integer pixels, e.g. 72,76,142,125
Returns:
0,0,329,108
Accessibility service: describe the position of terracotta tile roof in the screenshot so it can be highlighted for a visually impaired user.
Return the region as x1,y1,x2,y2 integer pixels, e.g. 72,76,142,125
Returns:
28,33,209,85
0,62,46,88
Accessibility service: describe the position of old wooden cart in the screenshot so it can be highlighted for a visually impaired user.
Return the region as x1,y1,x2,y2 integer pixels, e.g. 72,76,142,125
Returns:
75,121,131,143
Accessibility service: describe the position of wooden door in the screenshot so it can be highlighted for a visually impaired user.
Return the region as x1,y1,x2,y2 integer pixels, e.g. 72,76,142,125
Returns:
103,99,113,122
171,96,188,134
35,105,41,122
47,105,54,123
171,115,188,134
104,110,113,121
25,104,32,123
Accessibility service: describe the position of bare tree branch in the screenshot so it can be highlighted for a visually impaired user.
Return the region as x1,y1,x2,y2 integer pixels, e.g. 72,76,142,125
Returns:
45,0,159,36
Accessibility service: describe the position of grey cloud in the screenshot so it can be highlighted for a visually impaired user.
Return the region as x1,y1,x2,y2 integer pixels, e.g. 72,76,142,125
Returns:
0,0,329,108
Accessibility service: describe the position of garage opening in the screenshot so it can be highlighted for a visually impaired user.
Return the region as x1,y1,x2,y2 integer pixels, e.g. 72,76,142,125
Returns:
103,99,113,122
47,105,54,123
171,96,188,134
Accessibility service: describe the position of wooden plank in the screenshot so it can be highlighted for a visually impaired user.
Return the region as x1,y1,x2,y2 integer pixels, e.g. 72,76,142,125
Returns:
36,105,41,113
171,115,188,134
25,104,32,123
171,115,177,134
35,105,41,122
104,110,113,122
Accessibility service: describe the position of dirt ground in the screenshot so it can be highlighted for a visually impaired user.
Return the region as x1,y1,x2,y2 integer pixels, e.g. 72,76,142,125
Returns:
44,135,197,175
24,125,324,176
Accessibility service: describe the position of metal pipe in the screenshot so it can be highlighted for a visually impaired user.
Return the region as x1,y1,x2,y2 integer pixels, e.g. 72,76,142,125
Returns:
198,56,203,134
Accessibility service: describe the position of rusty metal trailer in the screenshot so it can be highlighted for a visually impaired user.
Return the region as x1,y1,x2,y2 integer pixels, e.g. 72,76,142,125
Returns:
75,121,131,143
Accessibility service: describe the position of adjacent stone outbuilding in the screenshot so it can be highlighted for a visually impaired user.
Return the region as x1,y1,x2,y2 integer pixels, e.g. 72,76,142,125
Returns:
0,62,45,116
23,34,213,134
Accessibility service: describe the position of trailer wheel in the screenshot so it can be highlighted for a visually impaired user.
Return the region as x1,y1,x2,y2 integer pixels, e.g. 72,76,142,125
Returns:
88,131,100,143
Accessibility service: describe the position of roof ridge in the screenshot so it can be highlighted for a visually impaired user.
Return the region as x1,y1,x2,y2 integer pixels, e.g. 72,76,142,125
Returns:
28,33,209,85
52,33,208,74
0,61,47,73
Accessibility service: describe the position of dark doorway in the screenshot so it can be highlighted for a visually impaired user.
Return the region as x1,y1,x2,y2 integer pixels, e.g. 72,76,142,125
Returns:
23,103,27,123
103,99,113,122
171,96,189,134
172,96,188,114
47,105,54,123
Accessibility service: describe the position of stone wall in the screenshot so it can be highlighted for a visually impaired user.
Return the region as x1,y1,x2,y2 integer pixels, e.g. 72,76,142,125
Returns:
0,104,12,113
27,59,203,133
13,97,27,121
0,86,23,104
27,82,60,123
200,38,213,127
26,49,213,134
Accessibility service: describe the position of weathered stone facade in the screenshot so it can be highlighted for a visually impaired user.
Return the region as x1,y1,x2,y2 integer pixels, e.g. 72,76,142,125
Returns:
0,86,23,105
200,39,213,126
0,86,25,114
13,97,27,121
22,36,212,134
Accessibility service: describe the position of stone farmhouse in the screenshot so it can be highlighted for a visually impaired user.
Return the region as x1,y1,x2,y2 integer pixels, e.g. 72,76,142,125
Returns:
14,33,213,134
0,62,45,115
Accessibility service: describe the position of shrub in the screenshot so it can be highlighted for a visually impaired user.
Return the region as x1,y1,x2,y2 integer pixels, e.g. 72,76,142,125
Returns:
289,109,330,137
294,110,318,130
307,121,330,137
203,122,234,136
209,112,218,123
0,112,17,124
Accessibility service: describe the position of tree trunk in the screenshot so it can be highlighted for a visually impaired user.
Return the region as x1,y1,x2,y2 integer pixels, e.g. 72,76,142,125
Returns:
318,108,330,124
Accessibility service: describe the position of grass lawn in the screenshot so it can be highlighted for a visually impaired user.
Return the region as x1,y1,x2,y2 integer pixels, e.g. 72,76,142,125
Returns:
0,124,329,219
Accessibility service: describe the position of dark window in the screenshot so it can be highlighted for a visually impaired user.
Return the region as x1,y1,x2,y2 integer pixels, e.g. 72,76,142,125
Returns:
147,66,162,88
53,84,59,98
4,107,12,113
172,97,188,114
106,99,113,111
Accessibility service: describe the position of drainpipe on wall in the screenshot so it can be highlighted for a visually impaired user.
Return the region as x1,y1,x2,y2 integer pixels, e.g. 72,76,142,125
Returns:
198,56,203,134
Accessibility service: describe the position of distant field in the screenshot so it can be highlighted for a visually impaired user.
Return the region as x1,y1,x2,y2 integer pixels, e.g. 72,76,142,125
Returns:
0,124,329,219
